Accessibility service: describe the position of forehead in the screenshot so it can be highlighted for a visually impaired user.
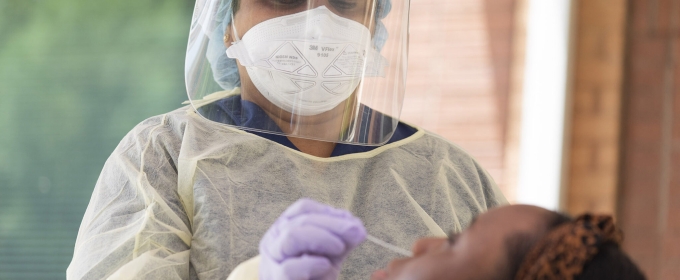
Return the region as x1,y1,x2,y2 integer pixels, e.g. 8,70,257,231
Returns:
236,0,379,5
232,0,382,29
475,205,553,233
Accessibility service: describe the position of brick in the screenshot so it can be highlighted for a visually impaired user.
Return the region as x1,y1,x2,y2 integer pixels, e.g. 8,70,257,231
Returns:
402,0,514,192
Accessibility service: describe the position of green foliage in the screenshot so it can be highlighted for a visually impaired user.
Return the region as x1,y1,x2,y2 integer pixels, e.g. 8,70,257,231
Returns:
0,0,192,278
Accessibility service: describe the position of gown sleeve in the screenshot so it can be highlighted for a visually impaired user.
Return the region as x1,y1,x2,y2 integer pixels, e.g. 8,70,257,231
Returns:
67,114,193,280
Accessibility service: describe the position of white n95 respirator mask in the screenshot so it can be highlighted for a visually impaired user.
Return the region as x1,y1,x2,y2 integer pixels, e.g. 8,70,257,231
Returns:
226,6,388,116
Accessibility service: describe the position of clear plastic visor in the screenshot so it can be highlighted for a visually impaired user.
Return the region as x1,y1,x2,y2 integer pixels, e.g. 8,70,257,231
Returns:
186,0,409,145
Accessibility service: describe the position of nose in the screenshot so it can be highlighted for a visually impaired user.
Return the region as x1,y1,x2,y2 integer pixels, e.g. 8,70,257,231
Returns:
304,0,337,10
411,237,447,257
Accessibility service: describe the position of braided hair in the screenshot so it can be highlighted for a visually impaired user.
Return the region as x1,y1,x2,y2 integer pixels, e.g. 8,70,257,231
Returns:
513,214,646,280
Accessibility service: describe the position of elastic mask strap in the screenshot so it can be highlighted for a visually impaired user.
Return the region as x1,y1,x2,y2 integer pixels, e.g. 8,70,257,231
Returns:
230,10,241,42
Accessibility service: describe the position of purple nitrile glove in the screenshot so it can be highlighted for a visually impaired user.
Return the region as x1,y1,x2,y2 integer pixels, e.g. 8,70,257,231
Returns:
259,198,367,280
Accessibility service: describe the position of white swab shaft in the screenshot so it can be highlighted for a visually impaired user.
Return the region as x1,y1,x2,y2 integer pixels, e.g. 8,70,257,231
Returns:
366,234,412,257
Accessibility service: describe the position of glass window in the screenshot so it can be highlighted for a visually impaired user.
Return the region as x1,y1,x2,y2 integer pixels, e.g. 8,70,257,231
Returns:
0,1,189,278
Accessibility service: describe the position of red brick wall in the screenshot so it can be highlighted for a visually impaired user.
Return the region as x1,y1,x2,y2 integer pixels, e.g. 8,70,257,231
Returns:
402,0,515,194
618,0,680,279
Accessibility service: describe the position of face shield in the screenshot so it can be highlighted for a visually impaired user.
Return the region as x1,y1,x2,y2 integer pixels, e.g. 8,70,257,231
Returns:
186,0,409,145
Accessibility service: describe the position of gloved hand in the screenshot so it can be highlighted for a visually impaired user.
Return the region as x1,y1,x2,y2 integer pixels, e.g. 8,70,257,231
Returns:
259,198,367,280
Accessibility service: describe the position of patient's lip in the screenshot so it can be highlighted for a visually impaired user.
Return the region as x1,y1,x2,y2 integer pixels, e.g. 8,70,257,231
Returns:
370,269,388,280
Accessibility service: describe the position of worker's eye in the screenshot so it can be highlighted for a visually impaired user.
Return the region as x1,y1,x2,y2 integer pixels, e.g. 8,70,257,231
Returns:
329,0,358,11
266,0,305,8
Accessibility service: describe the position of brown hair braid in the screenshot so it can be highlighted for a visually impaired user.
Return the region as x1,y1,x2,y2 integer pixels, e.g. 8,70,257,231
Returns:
514,214,623,280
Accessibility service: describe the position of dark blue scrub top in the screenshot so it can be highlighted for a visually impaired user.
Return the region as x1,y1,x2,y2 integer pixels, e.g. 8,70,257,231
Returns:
201,95,416,157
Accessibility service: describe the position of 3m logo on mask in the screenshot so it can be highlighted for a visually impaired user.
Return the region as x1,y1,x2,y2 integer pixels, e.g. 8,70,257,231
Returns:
226,6,387,116
261,41,364,95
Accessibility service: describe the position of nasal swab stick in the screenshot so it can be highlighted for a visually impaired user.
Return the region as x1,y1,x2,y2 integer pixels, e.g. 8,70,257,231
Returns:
366,234,413,257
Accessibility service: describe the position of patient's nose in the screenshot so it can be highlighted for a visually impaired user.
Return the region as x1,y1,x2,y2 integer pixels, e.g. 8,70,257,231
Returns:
411,237,447,257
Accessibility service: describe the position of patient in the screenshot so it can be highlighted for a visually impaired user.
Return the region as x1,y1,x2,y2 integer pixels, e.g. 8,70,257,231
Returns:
371,205,645,280
230,200,646,280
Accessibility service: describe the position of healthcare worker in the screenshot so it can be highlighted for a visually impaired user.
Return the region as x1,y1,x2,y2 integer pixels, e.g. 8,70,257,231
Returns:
67,0,508,279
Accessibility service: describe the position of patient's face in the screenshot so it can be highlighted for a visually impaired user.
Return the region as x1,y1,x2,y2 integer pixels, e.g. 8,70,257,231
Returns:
371,205,556,280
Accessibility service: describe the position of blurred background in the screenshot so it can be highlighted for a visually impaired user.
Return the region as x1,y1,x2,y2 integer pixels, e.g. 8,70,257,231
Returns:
0,0,677,279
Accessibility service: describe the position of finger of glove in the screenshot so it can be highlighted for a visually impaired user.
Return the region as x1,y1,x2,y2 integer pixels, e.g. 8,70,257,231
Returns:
265,225,346,262
284,255,335,280
262,214,367,261
280,198,351,220
284,213,367,248
259,254,334,280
